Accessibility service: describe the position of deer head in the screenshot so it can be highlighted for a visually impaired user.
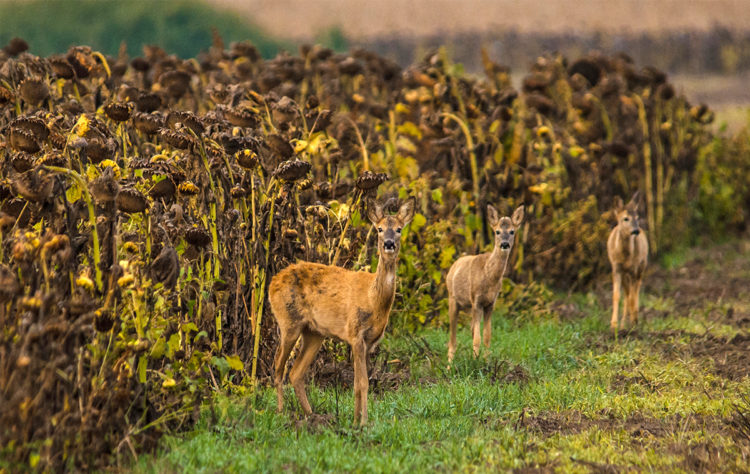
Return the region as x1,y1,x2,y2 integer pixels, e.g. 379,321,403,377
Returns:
614,191,643,239
487,204,524,252
367,198,415,262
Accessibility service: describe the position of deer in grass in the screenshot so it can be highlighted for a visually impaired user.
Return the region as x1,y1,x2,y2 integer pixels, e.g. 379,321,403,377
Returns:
269,197,415,425
446,204,524,364
607,191,648,332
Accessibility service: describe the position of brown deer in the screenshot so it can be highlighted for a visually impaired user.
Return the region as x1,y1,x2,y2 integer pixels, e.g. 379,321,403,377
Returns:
607,191,648,332
269,197,415,425
446,204,524,364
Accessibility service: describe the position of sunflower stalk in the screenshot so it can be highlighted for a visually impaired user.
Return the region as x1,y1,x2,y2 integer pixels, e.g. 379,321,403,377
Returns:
45,165,103,292
442,112,483,248
250,180,279,383
331,191,362,266
633,95,657,254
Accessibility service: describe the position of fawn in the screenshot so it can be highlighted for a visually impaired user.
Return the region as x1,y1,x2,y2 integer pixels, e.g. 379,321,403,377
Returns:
607,191,648,332
447,204,524,363
269,197,415,425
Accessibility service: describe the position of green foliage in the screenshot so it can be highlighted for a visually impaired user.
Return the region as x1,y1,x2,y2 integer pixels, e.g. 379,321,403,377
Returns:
0,0,289,58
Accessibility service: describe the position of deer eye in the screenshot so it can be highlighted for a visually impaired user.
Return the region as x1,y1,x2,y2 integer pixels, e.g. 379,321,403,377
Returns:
623,217,629,221
396,228,402,233
377,227,383,233
510,230,515,235
495,230,500,235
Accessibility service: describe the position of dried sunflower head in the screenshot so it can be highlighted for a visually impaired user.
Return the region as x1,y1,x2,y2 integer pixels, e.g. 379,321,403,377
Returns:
115,187,149,213
12,168,54,202
85,138,113,164
266,134,294,160
150,245,179,289
229,185,247,198
135,92,162,112
4,37,29,56
11,116,49,140
49,57,76,80
185,226,211,247
166,110,204,135
235,149,258,169
18,77,49,106
355,170,389,191
130,57,150,72
160,128,194,150
89,167,119,204
178,181,200,196
103,101,133,122
66,46,97,78
133,112,164,135
274,159,311,182
158,70,191,99
149,176,176,199
10,152,34,173
9,127,40,153
222,106,260,128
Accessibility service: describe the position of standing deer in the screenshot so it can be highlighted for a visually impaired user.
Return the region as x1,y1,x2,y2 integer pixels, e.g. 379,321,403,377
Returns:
446,204,524,364
269,197,415,425
607,191,648,332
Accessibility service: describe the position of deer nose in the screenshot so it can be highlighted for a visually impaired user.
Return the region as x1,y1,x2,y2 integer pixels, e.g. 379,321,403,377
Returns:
383,240,396,250
500,242,510,250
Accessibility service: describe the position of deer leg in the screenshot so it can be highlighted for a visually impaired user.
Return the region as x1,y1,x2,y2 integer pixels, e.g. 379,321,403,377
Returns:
471,304,483,358
274,326,301,413
629,278,642,326
621,274,633,328
610,271,621,331
447,297,458,363
288,329,324,416
352,338,369,425
482,305,493,351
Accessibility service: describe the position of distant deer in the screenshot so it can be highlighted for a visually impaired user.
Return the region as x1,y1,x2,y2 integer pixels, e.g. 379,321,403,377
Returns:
269,197,415,425
607,191,648,332
446,204,524,363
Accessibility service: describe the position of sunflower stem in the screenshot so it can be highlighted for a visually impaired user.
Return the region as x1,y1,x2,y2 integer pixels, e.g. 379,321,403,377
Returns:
45,165,103,292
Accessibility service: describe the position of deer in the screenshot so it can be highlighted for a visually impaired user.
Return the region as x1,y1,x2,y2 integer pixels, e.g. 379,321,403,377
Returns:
607,191,648,332
269,197,415,426
446,204,524,364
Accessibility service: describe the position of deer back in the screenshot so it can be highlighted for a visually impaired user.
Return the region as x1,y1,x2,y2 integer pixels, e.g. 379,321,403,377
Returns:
269,262,387,345
446,252,497,307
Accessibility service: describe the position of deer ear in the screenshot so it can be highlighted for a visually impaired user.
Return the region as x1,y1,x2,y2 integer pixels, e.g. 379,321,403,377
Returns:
629,190,641,209
614,196,624,212
511,205,525,226
366,199,384,225
397,197,415,225
487,205,500,227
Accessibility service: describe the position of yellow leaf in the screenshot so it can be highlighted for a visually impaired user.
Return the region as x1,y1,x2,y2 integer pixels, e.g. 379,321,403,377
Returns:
225,355,244,371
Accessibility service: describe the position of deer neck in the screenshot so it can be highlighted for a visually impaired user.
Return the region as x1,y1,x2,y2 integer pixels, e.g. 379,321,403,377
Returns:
485,246,510,286
617,226,635,259
371,255,397,313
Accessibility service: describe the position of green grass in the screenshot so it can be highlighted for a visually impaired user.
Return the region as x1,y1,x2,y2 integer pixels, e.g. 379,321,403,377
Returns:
132,242,750,472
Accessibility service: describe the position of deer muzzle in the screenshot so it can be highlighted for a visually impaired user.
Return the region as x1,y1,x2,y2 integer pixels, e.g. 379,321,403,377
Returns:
383,240,396,252
500,242,511,250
